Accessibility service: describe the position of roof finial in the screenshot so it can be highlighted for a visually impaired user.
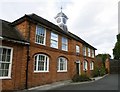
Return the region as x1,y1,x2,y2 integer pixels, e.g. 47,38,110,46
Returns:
61,6,63,12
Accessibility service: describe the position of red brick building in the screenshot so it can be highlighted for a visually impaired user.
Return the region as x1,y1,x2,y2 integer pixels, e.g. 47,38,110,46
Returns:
0,12,96,91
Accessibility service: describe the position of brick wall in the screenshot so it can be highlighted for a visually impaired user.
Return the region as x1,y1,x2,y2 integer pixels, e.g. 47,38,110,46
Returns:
1,19,96,90
1,41,27,90
105,58,110,74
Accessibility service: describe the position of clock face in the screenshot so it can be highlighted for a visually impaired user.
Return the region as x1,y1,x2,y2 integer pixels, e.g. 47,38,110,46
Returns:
57,18,61,23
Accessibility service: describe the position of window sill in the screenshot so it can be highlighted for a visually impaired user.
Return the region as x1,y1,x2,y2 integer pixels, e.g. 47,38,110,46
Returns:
0,77,12,80
57,70,67,72
34,71,49,73
90,69,94,71
83,69,88,71
35,42,46,46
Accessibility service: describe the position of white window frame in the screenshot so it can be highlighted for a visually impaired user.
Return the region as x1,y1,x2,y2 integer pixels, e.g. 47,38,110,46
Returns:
0,46,13,79
57,57,67,72
83,46,86,56
83,60,88,71
92,50,94,58
88,48,91,57
62,37,68,51
76,45,80,53
50,32,58,49
90,61,94,70
35,25,46,45
34,54,49,73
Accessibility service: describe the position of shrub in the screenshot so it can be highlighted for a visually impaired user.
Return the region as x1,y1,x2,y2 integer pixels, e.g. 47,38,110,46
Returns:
72,74,91,82
92,67,100,77
99,66,106,76
92,66,106,77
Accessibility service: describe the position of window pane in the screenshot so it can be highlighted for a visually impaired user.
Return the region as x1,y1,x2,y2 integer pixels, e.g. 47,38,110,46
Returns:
0,47,12,78
7,49,11,55
34,56,37,71
0,70,2,76
2,54,6,62
38,61,44,71
34,54,49,72
51,32,58,41
0,63,1,69
2,48,7,55
62,37,67,44
58,57,67,71
45,57,48,71
4,70,9,76
4,63,9,69
0,55,2,61
0,48,2,55
1,63,5,69
51,32,58,48
6,56,10,62
62,37,68,51
76,45,80,53
36,26,45,44
51,40,58,48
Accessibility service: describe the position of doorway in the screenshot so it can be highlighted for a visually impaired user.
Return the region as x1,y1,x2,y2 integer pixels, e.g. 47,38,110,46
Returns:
76,61,80,75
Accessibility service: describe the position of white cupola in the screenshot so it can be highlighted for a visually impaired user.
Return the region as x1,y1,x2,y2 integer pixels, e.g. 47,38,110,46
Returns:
55,7,68,32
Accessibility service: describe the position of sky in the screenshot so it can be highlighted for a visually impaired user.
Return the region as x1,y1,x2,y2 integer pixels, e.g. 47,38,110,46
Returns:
0,0,119,58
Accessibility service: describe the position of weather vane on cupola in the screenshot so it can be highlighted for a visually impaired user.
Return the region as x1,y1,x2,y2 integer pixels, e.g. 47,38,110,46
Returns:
61,6,63,12
54,6,68,32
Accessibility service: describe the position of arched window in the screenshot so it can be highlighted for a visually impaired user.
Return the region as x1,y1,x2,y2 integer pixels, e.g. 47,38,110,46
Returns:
83,60,88,71
57,57,67,72
90,61,94,70
34,54,49,72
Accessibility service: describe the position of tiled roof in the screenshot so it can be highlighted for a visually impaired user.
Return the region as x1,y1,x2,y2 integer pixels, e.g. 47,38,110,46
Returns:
0,19,28,44
12,13,96,50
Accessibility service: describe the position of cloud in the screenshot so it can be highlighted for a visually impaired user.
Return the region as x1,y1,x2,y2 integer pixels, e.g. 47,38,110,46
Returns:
0,0,119,58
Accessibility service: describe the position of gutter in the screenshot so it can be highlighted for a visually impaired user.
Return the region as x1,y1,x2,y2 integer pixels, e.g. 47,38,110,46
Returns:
0,36,29,45
25,21,31,89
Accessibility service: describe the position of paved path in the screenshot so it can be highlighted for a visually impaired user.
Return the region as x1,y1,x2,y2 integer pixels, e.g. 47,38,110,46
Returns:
20,74,119,92
50,74,118,90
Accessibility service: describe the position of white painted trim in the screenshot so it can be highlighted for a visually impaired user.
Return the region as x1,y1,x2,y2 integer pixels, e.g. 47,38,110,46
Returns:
57,57,67,72
35,25,46,46
0,36,3,39
83,60,88,71
0,46,13,79
76,45,80,53
76,60,81,75
61,37,68,51
90,61,94,70
57,70,67,72
34,54,49,73
50,32,58,49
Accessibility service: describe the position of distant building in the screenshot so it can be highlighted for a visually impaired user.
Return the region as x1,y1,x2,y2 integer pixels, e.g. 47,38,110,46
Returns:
0,11,96,91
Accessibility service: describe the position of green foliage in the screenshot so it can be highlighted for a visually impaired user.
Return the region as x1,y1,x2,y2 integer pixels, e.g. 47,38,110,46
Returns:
113,33,120,60
92,65,106,77
96,54,111,67
117,33,120,42
113,41,120,60
72,74,91,82
99,66,106,76
92,67,100,77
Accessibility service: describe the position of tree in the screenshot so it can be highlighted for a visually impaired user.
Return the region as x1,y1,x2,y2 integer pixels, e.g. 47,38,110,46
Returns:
113,33,120,60
96,54,111,67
